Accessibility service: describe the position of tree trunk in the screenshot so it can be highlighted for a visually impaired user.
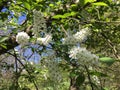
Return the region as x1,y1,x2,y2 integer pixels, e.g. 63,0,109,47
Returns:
69,77,80,90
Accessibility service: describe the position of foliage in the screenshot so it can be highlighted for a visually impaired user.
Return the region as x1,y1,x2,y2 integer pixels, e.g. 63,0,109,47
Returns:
0,0,120,90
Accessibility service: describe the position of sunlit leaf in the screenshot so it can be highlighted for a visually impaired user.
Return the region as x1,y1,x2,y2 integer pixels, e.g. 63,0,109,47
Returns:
52,15,64,19
0,37,8,43
99,57,115,65
52,12,77,19
49,4,54,7
70,12,77,16
56,1,61,5
0,44,7,49
101,87,109,90
36,0,43,2
90,71,108,77
92,2,108,6
23,2,31,10
84,0,95,4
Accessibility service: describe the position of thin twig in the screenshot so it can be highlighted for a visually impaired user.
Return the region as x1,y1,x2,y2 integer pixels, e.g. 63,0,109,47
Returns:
84,65,94,90
7,52,39,90
14,49,18,73
61,25,69,36
101,33,119,59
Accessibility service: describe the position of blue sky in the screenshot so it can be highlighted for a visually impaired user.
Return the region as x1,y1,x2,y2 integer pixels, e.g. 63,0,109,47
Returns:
1,7,55,63
1,7,27,25
18,13,26,25
1,7,41,63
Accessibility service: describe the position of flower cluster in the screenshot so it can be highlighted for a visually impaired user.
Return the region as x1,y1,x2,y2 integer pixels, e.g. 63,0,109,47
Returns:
36,34,52,45
68,46,99,66
41,56,62,83
16,31,30,45
63,27,90,45
73,27,90,43
92,75,100,84
62,36,76,45
32,10,47,37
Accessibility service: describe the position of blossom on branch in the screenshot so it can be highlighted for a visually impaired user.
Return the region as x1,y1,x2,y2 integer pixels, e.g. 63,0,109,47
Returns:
16,31,30,45
63,27,90,45
36,34,52,45
73,27,90,43
62,36,76,45
68,46,99,66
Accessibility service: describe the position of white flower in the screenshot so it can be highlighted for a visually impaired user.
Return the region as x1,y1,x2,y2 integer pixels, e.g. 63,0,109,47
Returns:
36,34,52,45
36,37,44,44
16,31,30,45
68,46,99,65
73,27,90,43
92,75,100,84
21,69,27,74
43,34,52,45
62,36,76,45
62,27,90,45
75,0,79,3
69,46,81,59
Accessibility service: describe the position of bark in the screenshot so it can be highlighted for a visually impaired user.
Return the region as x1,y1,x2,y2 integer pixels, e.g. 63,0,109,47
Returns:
69,77,80,90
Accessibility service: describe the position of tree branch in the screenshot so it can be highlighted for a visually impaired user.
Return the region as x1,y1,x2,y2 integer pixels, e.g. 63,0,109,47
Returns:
0,25,33,55
84,65,94,90
101,33,119,59
7,52,39,90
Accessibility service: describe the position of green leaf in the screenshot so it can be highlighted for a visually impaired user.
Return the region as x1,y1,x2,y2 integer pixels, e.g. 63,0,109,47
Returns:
76,74,85,86
70,72,76,77
52,15,64,19
0,37,8,43
71,4,77,7
79,0,85,6
84,0,95,4
0,44,7,49
56,1,61,5
99,57,115,65
63,13,71,18
52,12,77,19
70,11,77,16
49,4,54,7
92,2,108,6
23,2,31,10
63,12,77,18
90,71,108,77
101,87,109,90
36,0,43,3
